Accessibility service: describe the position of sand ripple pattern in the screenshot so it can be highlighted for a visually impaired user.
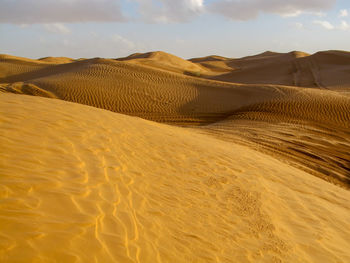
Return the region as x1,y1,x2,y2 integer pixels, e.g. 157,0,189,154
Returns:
1,53,350,189
1,94,350,262
1,53,350,188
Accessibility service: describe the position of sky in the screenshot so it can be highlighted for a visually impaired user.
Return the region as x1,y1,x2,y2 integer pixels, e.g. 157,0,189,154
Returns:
0,0,349,59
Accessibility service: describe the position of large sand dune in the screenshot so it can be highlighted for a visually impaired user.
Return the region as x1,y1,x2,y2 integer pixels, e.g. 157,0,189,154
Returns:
1,50,350,262
1,93,349,263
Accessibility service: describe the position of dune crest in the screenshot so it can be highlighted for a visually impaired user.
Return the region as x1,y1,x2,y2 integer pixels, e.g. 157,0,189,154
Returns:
117,51,206,75
38,57,75,64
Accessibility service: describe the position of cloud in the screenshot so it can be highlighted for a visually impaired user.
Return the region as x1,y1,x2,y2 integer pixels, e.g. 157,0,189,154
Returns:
134,0,204,23
339,9,348,17
0,0,125,24
339,20,350,31
208,0,336,21
313,20,350,31
43,23,71,34
313,20,335,30
111,34,136,50
281,11,303,18
294,22,304,29
0,0,339,25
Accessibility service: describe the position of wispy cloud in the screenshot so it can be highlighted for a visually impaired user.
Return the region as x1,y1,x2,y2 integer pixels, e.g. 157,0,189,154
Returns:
208,0,336,21
313,20,335,30
339,20,350,31
294,22,305,29
0,0,205,24
43,23,71,34
339,9,348,17
0,0,339,24
134,0,204,23
313,20,350,31
111,35,136,50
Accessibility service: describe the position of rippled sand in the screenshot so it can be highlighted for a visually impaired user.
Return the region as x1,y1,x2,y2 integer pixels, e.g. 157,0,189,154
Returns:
1,51,350,262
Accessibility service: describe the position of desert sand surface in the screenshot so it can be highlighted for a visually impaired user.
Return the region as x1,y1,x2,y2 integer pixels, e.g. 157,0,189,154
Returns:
1,50,350,262
1,93,350,263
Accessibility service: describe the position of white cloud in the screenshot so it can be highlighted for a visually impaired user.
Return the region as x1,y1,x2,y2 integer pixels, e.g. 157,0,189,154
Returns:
338,20,350,31
134,0,204,23
294,22,304,29
0,0,340,25
111,35,136,50
281,11,303,18
339,9,348,17
313,20,350,31
208,0,336,20
43,23,71,34
0,0,125,24
313,20,335,30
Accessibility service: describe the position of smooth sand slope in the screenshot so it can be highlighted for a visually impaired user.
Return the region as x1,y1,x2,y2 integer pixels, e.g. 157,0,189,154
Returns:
1,93,350,263
1,52,350,187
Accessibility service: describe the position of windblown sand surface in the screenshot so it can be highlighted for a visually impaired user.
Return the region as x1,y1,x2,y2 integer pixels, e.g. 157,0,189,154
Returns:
1,50,350,262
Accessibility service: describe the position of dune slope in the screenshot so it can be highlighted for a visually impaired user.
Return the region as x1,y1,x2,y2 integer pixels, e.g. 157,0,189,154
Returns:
1,53,350,187
1,93,350,263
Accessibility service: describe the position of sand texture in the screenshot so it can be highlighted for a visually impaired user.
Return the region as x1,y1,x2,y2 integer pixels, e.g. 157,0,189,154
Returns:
0,50,350,262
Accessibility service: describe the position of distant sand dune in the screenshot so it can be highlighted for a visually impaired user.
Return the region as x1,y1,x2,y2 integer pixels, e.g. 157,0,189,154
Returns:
0,56,286,123
117,51,206,76
38,57,75,64
1,93,349,263
0,54,53,83
191,50,350,90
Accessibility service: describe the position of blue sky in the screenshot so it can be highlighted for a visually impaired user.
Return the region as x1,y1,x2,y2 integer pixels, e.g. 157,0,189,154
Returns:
0,0,349,59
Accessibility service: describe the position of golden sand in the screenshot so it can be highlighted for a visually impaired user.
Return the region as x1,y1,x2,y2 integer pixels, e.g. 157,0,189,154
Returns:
0,51,350,262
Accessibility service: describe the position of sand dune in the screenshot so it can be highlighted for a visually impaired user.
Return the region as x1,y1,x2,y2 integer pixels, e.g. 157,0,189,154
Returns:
191,50,350,90
0,55,286,123
0,54,52,83
0,54,78,83
1,53,349,124
1,52,350,187
1,93,350,263
38,57,75,64
189,55,233,73
117,51,206,76
1,50,350,262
